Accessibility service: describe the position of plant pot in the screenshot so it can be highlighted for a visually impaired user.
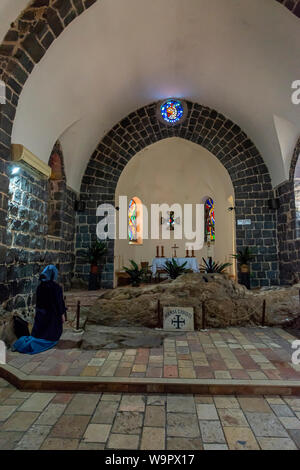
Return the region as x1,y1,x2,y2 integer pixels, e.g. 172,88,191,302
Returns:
240,264,250,273
88,265,102,290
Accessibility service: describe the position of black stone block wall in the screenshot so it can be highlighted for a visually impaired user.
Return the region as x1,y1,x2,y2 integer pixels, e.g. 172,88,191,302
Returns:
1,166,76,317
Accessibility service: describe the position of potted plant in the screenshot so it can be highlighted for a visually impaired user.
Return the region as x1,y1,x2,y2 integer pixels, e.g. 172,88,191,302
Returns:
200,257,232,274
232,247,255,289
85,240,107,290
164,258,188,280
123,260,144,287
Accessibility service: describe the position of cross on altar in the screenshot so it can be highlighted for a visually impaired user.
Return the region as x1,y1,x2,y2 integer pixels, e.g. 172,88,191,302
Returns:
171,315,186,330
172,244,179,257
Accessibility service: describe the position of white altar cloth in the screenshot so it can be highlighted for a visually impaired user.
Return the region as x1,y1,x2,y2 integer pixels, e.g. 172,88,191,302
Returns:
151,257,199,276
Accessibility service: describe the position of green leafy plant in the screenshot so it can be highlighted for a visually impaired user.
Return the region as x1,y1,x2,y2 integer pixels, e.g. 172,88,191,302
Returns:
85,240,107,266
200,257,232,274
164,258,188,280
123,260,144,287
232,247,255,266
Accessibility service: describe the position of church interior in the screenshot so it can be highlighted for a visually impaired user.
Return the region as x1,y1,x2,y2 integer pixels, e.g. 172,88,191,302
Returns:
0,0,300,453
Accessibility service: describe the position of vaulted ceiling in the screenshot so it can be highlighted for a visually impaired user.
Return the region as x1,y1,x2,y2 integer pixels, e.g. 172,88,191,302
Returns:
1,0,300,191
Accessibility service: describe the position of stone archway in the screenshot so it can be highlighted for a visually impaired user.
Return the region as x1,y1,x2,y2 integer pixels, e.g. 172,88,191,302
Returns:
77,101,278,289
276,137,300,284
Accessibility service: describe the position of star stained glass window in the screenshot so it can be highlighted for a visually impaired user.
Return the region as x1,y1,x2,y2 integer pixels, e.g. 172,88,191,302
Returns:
205,198,215,242
161,99,184,124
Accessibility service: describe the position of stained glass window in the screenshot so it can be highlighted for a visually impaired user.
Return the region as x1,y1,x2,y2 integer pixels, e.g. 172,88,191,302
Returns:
128,199,137,242
161,99,184,124
205,198,215,242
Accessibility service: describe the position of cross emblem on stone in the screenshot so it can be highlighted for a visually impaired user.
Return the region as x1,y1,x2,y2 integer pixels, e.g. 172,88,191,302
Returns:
171,244,179,258
171,315,186,330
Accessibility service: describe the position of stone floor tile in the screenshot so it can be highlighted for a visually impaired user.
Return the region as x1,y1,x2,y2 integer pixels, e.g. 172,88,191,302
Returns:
65,393,100,415
287,429,300,448
50,415,90,439
218,408,248,427
141,427,165,450
35,404,66,426
245,412,288,437
41,438,79,450
147,395,166,406
270,404,295,417
278,417,300,429
0,405,17,421
199,420,226,444
15,424,51,450
167,396,196,413
265,397,285,405
283,398,300,411
92,401,119,424
167,413,200,438
224,426,259,450
83,423,111,443
112,411,143,435
18,393,55,412
144,406,165,427
214,397,240,409
167,437,203,450
1,412,39,431
119,395,145,412
78,442,105,450
238,397,272,413
258,437,297,450
101,394,121,402
196,404,219,420
194,396,214,404
0,431,24,450
204,444,228,450
107,433,139,450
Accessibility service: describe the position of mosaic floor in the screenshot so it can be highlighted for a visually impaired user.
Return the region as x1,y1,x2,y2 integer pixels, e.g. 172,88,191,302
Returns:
4,327,300,382
1,377,300,450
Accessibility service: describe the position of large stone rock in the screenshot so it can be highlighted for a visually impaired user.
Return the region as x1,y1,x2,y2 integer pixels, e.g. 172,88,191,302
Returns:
85,274,300,329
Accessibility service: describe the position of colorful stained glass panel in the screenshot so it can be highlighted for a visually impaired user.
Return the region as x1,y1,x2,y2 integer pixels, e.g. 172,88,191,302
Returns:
161,99,184,124
205,198,215,242
128,199,138,242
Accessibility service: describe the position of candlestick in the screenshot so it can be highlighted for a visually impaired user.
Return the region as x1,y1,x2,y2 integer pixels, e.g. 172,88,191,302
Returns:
161,246,164,258
186,249,190,258
156,246,159,258
192,249,195,258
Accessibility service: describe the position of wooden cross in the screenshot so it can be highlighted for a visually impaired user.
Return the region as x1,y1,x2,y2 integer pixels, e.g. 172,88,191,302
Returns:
172,244,179,258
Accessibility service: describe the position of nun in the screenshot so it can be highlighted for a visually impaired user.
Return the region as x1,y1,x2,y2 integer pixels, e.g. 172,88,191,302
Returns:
12,265,66,355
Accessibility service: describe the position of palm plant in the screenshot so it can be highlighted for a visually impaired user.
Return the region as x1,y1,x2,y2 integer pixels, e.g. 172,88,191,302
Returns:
84,240,107,290
164,258,188,280
86,240,107,270
200,257,232,274
123,260,144,287
232,247,255,267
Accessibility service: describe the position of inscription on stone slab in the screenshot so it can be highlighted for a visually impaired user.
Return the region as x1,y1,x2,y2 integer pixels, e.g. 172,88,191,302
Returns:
237,219,252,226
163,307,194,332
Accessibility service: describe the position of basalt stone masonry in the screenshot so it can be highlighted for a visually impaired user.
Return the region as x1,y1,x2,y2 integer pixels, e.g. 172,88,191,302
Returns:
76,101,279,289
276,138,300,285
3,164,76,317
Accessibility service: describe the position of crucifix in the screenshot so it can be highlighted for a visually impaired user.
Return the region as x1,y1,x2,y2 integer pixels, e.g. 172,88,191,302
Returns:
172,244,179,258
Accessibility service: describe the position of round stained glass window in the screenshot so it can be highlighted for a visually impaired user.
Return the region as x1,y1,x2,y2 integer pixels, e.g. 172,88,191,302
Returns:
160,99,184,124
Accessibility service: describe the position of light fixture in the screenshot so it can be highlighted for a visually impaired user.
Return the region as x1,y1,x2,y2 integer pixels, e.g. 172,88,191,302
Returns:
11,166,20,175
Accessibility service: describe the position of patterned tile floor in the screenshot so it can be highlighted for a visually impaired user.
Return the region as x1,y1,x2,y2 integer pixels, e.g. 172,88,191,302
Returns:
5,327,300,381
1,377,300,450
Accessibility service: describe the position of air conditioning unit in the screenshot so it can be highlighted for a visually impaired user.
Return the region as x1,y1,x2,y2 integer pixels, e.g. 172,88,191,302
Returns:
11,144,51,178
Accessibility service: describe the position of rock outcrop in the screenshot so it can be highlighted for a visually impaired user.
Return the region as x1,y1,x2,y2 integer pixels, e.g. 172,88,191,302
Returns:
85,274,300,329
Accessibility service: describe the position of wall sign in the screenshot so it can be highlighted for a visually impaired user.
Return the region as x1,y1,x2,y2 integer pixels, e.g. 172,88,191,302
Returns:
163,307,194,332
237,219,252,226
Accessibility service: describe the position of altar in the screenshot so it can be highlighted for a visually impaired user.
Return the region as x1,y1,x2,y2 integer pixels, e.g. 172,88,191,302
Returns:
151,257,200,276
